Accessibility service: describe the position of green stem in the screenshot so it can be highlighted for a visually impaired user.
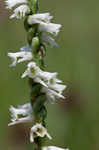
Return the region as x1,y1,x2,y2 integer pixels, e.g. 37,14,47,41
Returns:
25,0,47,148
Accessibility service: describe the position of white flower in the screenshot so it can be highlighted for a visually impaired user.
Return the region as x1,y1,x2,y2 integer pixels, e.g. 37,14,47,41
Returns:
22,62,57,87
28,13,61,36
8,103,33,126
10,5,30,19
8,51,33,67
22,62,55,87
39,71,58,82
47,78,66,95
28,13,53,24
6,0,27,9
22,62,47,87
22,62,66,102
40,33,58,48
30,123,52,143
42,146,69,150
38,22,61,36
41,72,66,103
41,87,65,103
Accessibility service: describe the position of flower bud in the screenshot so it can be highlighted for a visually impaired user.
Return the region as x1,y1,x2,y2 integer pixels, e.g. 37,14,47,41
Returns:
32,36,40,56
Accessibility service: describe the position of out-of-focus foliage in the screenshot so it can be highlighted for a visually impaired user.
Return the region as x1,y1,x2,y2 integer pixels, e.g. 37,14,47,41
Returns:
0,0,99,150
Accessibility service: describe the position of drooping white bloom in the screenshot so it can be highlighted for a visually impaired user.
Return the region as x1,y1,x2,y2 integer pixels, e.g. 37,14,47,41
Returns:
8,51,33,67
38,22,61,36
22,62,58,87
22,62,56,87
22,61,66,102
42,146,69,150
41,87,65,103
22,62,47,87
30,123,52,143
8,103,33,126
28,13,61,36
6,0,27,9
10,5,30,19
47,77,66,95
40,68,66,102
42,73,66,102
28,13,53,24
40,33,58,48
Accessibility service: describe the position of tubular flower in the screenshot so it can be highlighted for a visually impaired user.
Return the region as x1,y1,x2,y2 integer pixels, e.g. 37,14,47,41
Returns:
10,5,30,19
40,33,58,48
21,62,48,87
8,103,33,126
8,51,33,67
6,0,27,9
28,13,53,24
30,123,52,143
22,61,66,101
28,13,61,47
41,87,65,103
6,0,30,19
28,13,61,36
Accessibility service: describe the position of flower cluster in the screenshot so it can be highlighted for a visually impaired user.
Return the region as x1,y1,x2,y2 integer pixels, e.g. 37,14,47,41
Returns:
6,0,69,149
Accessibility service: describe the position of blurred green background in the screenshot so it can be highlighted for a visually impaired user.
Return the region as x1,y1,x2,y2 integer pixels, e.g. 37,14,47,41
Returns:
0,0,99,150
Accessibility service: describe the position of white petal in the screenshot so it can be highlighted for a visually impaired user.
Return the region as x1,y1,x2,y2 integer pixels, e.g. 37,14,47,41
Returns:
38,22,62,36
49,84,66,94
21,62,41,79
30,131,34,143
8,103,33,126
8,51,33,67
46,132,52,140
28,13,61,36
8,116,33,126
40,72,58,81
42,146,69,150
21,70,28,78
41,87,65,103
20,45,31,52
30,123,52,143
28,13,53,24
8,53,17,67
34,77,48,87
6,0,27,9
41,33,58,48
